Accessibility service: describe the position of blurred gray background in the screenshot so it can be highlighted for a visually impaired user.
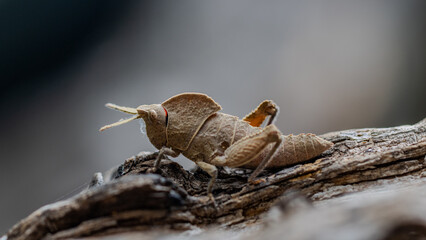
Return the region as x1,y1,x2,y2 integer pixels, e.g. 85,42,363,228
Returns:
1,0,425,234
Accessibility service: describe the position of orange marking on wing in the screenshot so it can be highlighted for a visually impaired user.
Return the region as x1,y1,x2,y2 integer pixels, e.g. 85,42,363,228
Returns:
245,114,267,127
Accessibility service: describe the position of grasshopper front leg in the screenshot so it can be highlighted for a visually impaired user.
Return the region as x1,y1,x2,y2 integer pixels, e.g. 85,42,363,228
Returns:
152,147,180,172
211,124,283,183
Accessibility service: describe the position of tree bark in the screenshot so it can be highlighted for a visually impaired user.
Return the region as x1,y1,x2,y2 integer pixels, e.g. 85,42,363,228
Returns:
5,118,426,240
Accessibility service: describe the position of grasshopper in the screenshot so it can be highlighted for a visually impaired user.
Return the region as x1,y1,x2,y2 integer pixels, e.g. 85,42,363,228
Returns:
100,93,333,196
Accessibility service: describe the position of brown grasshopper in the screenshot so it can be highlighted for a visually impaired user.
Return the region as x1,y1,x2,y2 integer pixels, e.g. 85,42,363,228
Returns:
100,93,333,196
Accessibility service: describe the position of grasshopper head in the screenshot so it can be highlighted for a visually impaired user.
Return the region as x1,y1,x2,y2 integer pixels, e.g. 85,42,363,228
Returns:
136,104,167,149
100,103,167,150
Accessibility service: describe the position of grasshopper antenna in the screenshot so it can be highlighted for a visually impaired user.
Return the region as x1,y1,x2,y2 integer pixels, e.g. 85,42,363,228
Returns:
99,103,140,132
105,103,138,114
99,115,140,132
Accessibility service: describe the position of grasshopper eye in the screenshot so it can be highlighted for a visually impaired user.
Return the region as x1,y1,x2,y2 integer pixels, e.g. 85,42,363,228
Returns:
148,110,158,122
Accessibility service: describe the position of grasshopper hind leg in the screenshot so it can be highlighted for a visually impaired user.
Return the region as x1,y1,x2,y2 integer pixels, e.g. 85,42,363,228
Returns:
211,124,283,183
248,135,282,182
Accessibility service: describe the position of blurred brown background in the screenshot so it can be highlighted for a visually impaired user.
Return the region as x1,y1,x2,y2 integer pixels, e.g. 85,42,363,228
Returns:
0,0,425,234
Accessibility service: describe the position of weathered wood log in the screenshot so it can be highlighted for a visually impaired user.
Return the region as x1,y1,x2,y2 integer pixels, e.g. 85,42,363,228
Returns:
4,118,426,240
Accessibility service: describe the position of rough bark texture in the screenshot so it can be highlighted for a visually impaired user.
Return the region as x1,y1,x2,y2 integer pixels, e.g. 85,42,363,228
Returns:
4,118,426,240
